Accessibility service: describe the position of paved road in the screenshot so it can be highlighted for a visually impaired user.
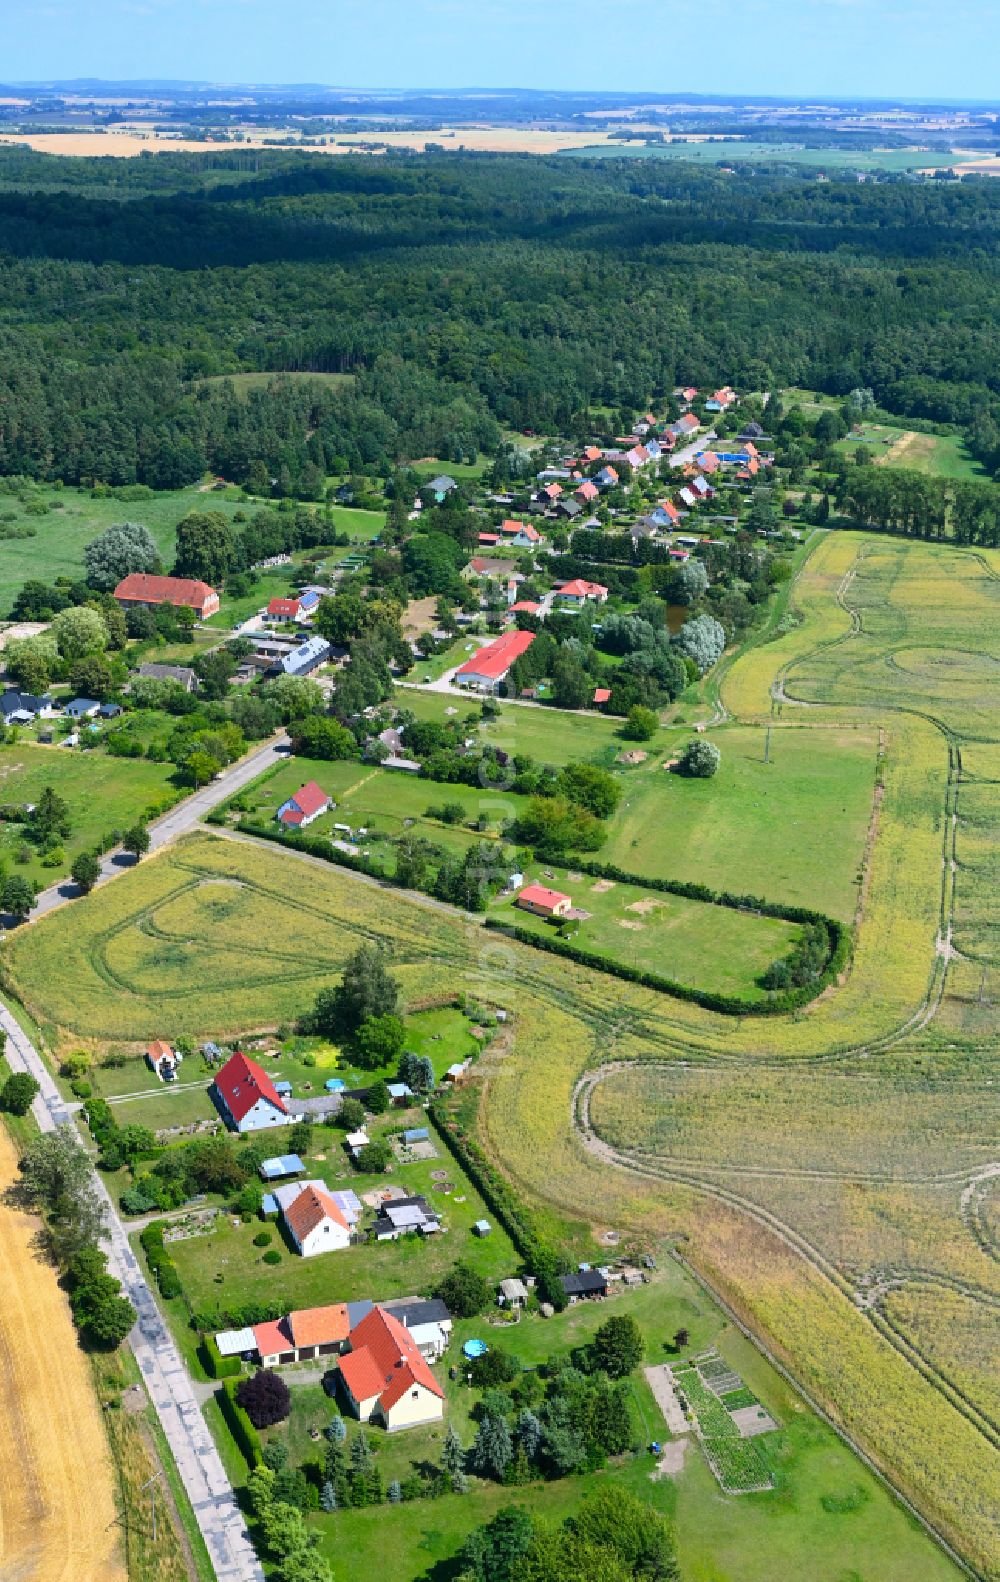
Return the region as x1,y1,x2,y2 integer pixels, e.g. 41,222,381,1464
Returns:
26,733,290,922
0,1003,264,1582
668,428,716,470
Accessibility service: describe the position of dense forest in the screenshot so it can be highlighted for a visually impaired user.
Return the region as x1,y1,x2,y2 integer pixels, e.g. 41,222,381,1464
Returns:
3,147,1000,489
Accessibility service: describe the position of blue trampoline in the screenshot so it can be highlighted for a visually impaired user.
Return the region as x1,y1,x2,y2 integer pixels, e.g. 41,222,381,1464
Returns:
463,1338,488,1360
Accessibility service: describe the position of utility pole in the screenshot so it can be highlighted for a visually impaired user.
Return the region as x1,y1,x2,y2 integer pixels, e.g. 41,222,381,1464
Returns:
764,726,771,765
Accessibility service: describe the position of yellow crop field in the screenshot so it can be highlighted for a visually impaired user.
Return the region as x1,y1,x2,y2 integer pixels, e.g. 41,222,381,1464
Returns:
0,1125,125,1581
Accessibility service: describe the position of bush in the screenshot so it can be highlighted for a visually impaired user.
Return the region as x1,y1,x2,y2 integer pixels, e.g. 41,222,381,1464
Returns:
621,705,658,741
200,1333,242,1380
437,1260,492,1318
354,1140,392,1174
262,1249,282,1265
676,737,721,778
221,1378,263,1466
1,1071,39,1115
236,1368,291,1428
253,1231,272,1248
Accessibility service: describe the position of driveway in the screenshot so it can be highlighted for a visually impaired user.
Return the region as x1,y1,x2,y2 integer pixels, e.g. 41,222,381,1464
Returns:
0,1004,263,1582
669,429,716,470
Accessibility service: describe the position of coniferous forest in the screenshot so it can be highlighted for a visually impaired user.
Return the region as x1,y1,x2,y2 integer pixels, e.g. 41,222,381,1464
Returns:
4,146,1000,489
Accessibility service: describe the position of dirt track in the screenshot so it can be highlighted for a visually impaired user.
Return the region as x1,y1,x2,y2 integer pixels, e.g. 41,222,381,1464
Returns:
0,1128,124,1581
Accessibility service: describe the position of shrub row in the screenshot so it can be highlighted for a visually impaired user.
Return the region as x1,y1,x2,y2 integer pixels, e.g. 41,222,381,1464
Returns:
200,1333,242,1380
484,909,851,1018
190,1298,285,1331
220,1377,262,1468
428,1105,567,1310
139,1220,182,1300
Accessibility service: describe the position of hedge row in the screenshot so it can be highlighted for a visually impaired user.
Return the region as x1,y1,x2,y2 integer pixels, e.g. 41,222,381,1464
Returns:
428,1106,567,1310
484,911,851,1018
228,817,850,1015
200,1333,242,1380
190,1298,285,1331
220,1378,262,1468
139,1221,182,1300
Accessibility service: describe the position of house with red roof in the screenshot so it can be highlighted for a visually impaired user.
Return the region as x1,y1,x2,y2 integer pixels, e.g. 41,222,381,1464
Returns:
146,1039,181,1082
576,480,599,503
649,500,681,530
266,596,305,623
539,482,562,502
625,444,650,470
114,572,219,621
516,883,573,919
212,1050,291,1133
276,781,332,829
454,629,534,693
478,532,501,547
554,579,609,608
679,386,699,404
677,413,700,435
695,450,721,475
595,465,619,489
593,687,611,707
581,445,602,464
338,1305,445,1432
279,1180,352,1257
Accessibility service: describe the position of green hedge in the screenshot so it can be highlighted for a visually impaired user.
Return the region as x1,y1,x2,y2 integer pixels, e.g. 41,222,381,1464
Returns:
220,1378,262,1468
484,909,851,1019
428,1107,567,1310
200,1333,242,1380
139,1220,182,1301
230,818,850,1016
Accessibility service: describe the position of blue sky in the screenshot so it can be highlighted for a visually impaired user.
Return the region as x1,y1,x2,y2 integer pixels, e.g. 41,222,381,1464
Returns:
4,0,997,102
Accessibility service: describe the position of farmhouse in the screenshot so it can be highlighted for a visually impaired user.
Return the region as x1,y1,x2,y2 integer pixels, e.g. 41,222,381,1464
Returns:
65,698,100,719
212,1050,291,1133
145,1039,181,1081
277,1180,352,1257
453,628,534,692
113,572,220,621
276,780,332,829
554,579,608,607
516,883,572,919
338,1305,445,1431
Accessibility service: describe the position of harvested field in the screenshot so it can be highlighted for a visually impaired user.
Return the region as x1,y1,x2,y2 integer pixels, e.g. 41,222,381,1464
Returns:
0,1127,124,1580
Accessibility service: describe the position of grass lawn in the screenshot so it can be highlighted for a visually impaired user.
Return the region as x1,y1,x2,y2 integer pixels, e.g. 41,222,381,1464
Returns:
881,430,987,481
409,457,490,483
325,505,386,540
600,724,877,921
204,568,302,629
167,1135,517,1314
409,636,488,684
490,860,800,999
110,1082,219,1131
398,687,679,767
0,741,179,887
0,483,249,615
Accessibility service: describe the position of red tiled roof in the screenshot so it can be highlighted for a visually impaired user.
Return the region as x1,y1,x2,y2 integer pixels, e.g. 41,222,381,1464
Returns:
147,1039,173,1061
268,597,300,617
284,1184,350,1244
501,519,540,542
287,781,329,819
455,628,535,682
478,533,500,545
214,1050,288,1125
557,579,607,600
582,445,601,462
517,883,571,912
593,688,611,704
576,481,599,501
289,1304,350,1349
113,573,217,612
340,1305,443,1409
542,482,562,499
253,1317,292,1357
510,600,541,615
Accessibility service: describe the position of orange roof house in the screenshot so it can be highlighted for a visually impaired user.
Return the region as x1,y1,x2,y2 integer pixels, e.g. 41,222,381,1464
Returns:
338,1306,444,1431
515,883,573,919
282,1183,352,1257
